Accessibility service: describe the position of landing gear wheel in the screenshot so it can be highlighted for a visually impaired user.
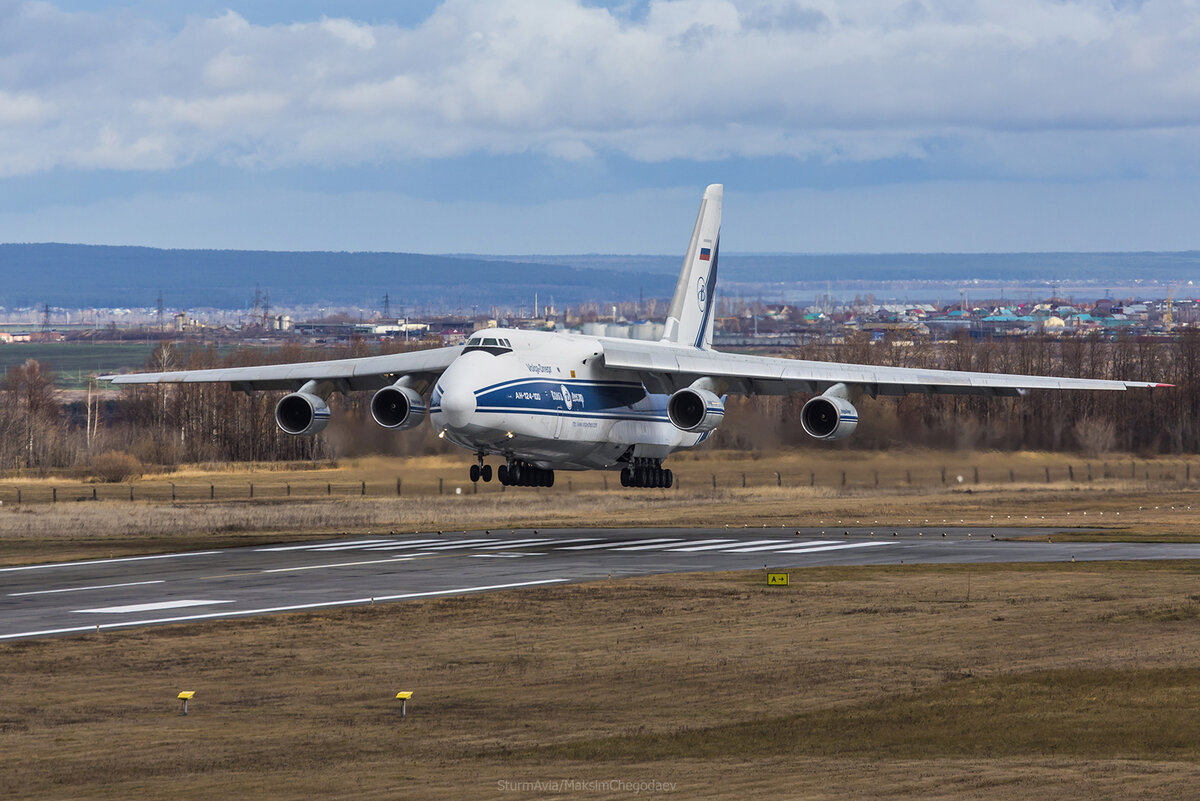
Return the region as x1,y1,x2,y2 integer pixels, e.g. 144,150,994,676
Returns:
469,464,480,483
664,469,673,489
498,464,509,485
620,467,631,487
481,464,492,482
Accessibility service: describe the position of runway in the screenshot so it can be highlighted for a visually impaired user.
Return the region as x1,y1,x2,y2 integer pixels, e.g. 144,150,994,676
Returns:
5,527,1200,641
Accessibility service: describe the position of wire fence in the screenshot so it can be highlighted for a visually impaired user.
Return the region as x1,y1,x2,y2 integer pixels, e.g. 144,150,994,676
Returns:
0,460,1195,506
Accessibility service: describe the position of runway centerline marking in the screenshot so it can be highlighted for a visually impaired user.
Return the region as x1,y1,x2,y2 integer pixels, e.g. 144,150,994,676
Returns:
261,556,427,573
9,580,166,597
1,579,569,640
74,599,234,614
0,551,221,573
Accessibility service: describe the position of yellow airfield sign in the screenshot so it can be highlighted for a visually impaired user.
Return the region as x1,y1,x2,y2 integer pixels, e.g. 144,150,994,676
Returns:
767,573,789,586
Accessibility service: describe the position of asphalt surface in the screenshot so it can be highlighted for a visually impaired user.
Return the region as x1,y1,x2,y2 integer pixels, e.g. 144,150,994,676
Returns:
5,526,1200,641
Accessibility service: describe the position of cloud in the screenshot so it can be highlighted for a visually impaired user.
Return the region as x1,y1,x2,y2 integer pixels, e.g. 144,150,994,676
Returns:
1,0,1199,180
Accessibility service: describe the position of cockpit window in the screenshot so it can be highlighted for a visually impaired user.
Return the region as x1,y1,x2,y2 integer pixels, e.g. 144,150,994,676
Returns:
462,335,513,356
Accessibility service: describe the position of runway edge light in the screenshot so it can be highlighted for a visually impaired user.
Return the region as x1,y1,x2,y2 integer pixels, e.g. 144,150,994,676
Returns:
177,690,195,715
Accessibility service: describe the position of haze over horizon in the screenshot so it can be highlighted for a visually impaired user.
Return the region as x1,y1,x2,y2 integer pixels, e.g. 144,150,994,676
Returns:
2,1,1200,255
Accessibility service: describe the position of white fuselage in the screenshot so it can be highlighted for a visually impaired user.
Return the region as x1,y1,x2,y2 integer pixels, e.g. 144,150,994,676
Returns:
429,328,707,470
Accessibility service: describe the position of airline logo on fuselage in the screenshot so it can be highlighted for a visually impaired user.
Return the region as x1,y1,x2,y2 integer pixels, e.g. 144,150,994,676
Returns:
550,385,584,409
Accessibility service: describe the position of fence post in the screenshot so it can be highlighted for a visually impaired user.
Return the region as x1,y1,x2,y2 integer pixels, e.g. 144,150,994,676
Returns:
210,484,214,499
741,473,746,488
567,478,572,492
92,487,97,501
841,471,846,487
327,483,331,495
973,466,979,485
1010,469,1015,483
439,478,443,495
396,478,401,497
171,483,176,501
810,472,815,487
775,471,781,487
941,467,946,484
52,487,56,503
129,485,134,501
1068,465,1074,482
1087,464,1092,482
361,481,366,496
1045,467,1051,483
712,474,716,490
286,483,291,496
249,483,254,498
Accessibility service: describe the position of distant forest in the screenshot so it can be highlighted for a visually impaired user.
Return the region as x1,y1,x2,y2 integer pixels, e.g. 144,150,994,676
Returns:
1,331,1196,473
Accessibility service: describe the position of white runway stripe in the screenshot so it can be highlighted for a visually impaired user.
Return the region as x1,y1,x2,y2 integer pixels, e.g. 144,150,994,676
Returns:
257,539,389,552
657,539,735,550
418,539,506,551
0,551,220,573
359,540,446,550
305,540,396,551
9,580,166,597
611,540,687,551
0,579,569,641
724,540,838,553
475,539,555,550
559,538,678,550
671,539,774,552
775,542,897,555
261,556,427,573
74,599,233,614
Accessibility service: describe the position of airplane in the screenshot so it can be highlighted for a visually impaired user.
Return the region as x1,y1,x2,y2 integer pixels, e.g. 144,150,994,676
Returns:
102,184,1169,489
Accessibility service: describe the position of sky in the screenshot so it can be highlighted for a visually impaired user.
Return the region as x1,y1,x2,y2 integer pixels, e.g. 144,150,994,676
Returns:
1,0,1199,254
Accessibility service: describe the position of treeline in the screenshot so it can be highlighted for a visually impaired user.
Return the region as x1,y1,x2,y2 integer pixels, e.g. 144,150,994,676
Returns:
0,332,1196,473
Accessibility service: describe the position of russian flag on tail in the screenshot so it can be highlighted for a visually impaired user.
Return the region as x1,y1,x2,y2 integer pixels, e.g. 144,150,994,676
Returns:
698,247,711,261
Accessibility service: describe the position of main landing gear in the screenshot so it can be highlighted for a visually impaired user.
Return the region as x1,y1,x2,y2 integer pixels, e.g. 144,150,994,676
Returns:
469,454,493,483
620,458,672,489
497,460,554,487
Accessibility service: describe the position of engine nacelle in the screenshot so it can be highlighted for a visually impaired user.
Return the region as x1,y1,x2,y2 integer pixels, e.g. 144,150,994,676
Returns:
800,394,858,440
370,384,426,431
667,386,725,433
275,392,331,436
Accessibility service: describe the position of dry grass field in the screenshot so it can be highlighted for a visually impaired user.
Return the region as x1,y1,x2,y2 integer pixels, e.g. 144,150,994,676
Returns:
6,563,1200,799
0,449,1198,565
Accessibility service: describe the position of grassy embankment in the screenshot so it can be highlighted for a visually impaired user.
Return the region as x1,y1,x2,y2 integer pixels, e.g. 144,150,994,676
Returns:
6,563,1200,799
1,449,1198,565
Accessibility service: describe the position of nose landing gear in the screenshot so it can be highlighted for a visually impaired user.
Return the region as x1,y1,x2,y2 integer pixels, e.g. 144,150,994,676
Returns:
469,454,493,483
619,458,672,489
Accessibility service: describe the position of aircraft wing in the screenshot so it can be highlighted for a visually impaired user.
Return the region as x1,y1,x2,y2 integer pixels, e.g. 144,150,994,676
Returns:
100,345,463,392
600,341,1169,397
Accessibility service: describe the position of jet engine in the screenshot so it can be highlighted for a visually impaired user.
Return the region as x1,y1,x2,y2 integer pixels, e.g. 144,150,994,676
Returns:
370,384,426,431
800,392,858,440
667,386,725,433
275,391,331,436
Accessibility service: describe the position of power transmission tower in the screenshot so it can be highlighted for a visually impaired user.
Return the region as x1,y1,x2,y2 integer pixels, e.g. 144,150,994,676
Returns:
156,291,164,332
383,292,391,320
41,303,50,331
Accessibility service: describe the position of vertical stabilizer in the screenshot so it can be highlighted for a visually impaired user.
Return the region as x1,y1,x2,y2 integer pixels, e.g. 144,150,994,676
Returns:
661,184,722,350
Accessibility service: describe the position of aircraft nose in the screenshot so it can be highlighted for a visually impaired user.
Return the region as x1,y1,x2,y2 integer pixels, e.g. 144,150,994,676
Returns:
438,381,476,429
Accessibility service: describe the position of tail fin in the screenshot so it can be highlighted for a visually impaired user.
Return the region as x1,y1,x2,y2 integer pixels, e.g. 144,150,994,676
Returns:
661,183,721,350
